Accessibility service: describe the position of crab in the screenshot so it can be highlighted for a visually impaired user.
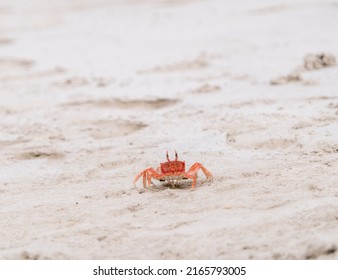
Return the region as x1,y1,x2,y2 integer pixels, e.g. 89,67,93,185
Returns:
133,151,212,190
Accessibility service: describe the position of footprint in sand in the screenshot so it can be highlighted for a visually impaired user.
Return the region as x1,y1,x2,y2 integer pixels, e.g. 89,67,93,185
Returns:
0,58,34,70
112,98,179,110
20,250,68,260
137,54,213,75
190,83,221,94
226,128,297,150
304,53,336,71
15,150,64,160
61,97,179,110
53,76,114,88
79,119,147,140
305,242,337,259
327,102,338,115
270,53,336,85
64,98,152,139
0,58,35,80
0,38,14,45
227,99,275,109
20,251,41,260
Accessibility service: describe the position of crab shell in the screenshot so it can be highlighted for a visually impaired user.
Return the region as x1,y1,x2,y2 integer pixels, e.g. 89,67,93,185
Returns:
160,160,185,176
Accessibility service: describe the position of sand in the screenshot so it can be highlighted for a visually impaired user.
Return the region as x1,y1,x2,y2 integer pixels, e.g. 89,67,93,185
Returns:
0,0,338,260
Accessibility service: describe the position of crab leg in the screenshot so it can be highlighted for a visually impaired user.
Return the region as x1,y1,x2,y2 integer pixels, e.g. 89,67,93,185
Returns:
133,168,165,188
133,170,147,187
184,162,213,189
146,168,165,187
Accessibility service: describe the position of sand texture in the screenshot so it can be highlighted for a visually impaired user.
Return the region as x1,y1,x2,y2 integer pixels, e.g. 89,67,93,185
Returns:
1,0,338,259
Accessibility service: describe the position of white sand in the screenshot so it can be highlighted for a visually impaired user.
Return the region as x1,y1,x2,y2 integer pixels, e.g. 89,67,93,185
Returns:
0,0,338,259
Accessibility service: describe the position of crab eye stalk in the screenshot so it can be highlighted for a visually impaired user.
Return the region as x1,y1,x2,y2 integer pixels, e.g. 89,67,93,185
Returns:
175,150,178,161
166,150,170,161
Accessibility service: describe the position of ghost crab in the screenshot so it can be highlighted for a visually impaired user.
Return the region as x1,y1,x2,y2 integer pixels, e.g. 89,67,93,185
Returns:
133,151,213,190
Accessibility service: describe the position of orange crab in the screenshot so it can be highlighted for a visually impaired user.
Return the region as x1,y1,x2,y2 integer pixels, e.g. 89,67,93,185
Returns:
133,151,212,189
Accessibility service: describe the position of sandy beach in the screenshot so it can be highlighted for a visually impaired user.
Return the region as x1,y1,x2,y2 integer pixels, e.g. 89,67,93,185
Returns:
1,0,338,259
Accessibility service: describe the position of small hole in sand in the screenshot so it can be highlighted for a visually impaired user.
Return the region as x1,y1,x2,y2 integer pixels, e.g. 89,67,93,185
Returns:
16,151,64,160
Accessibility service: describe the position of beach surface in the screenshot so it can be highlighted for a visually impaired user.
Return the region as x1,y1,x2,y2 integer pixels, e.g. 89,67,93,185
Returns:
0,0,338,259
